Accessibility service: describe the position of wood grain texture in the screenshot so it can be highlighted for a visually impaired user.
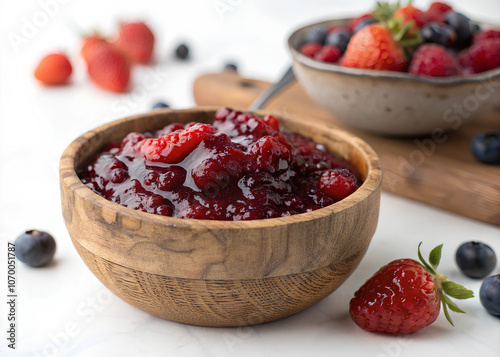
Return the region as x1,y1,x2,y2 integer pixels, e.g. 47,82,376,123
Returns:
193,72,500,226
59,107,382,326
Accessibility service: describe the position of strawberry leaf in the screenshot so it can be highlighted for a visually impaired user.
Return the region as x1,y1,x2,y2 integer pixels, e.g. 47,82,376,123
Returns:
429,244,443,271
418,242,437,275
441,297,454,326
373,2,400,23
441,281,474,300
441,293,466,314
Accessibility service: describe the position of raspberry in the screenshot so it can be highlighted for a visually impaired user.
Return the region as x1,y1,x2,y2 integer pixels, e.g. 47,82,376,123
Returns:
319,168,357,201
409,44,461,77
299,42,322,57
428,1,453,14
424,2,453,24
473,29,500,44
139,123,217,163
313,45,342,63
458,39,500,73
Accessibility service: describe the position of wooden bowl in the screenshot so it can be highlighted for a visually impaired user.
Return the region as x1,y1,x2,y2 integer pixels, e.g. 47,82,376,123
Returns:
288,19,500,136
59,107,382,327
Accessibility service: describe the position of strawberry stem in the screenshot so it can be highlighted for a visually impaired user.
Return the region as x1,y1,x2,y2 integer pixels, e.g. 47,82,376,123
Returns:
417,242,474,327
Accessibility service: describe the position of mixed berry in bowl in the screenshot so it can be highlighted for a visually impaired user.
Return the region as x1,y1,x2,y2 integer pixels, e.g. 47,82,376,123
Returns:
80,108,361,221
298,1,500,77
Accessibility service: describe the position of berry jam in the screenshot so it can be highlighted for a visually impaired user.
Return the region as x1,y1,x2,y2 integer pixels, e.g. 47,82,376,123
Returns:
80,108,361,220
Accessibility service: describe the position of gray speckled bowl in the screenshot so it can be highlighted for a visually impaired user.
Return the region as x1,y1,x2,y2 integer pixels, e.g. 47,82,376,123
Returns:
288,19,500,136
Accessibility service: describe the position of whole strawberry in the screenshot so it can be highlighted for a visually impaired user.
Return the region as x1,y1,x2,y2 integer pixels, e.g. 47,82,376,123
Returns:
350,243,473,334
81,34,111,61
84,45,130,93
114,21,155,64
341,24,407,71
409,44,461,77
394,4,426,34
34,53,72,85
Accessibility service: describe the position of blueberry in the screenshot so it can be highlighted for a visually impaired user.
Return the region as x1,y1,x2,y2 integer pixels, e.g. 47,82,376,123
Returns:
444,11,473,48
306,25,328,44
152,102,170,110
480,275,500,316
471,132,500,164
224,62,238,72
456,242,497,279
470,22,481,34
325,30,351,53
175,43,189,59
355,19,378,33
421,23,456,47
15,230,56,267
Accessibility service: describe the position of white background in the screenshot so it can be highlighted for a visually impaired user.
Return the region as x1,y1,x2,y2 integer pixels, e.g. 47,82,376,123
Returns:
1,0,500,356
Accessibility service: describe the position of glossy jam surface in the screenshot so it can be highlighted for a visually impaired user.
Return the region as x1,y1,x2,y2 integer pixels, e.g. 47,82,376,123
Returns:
80,108,361,220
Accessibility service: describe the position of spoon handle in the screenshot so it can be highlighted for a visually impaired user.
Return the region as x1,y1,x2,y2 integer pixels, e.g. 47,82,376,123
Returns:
249,65,296,110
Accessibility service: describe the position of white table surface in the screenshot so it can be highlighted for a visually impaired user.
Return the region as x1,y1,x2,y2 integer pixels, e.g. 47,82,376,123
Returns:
1,0,500,356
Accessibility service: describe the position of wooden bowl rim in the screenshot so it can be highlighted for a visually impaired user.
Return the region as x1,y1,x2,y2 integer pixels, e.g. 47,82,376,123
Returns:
288,18,500,86
60,106,382,231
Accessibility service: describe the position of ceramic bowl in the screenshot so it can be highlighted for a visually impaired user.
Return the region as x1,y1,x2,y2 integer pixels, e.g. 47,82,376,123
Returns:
288,19,500,136
59,107,382,327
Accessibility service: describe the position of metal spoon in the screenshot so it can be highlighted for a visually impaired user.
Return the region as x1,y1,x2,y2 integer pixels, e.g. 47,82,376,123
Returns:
248,66,296,110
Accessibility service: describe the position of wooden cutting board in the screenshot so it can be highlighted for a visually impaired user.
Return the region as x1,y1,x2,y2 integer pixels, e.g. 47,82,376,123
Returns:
193,71,500,227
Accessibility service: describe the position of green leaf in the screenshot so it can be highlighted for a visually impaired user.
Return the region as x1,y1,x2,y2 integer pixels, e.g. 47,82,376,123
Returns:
429,244,443,271
373,1,399,23
441,298,454,326
417,242,436,275
441,281,474,300
442,294,466,314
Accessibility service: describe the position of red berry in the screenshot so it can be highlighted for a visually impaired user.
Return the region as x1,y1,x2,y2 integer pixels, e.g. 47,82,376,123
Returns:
114,22,155,64
341,24,407,71
424,2,453,24
262,115,280,131
299,42,322,57
473,29,500,44
458,39,500,73
409,44,461,77
249,136,291,173
319,168,357,201
350,244,474,334
84,45,130,92
350,259,440,334
348,13,374,33
139,123,217,164
314,45,342,63
34,53,72,85
81,35,111,61
394,5,426,33
428,2,453,14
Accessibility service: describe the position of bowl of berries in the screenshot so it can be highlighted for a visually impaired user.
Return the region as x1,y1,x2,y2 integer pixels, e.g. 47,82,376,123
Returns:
59,107,382,327
289,2,500,136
